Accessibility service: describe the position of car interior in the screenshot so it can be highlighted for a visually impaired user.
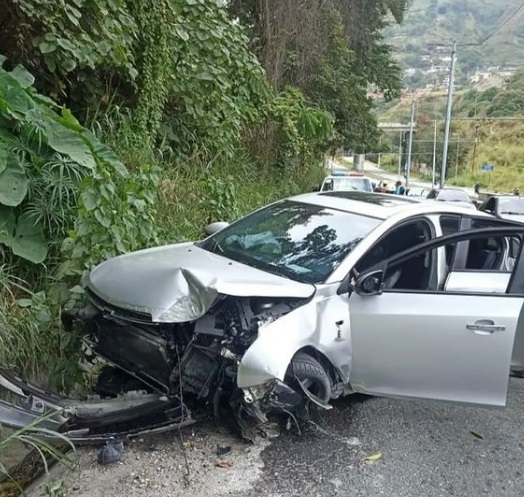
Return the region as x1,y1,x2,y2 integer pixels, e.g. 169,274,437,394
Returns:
357,220,434,291
357,216,521,294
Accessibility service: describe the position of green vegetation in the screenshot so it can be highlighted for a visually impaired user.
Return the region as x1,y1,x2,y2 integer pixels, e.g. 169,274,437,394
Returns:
0,414,75,496
0,0,405,398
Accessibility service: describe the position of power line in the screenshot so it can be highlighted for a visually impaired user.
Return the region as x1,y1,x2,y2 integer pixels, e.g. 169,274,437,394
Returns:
460,0,524,47
391,1,524,48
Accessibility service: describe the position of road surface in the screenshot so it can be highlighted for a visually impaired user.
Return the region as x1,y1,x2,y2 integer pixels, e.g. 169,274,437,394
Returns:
39,378,524,497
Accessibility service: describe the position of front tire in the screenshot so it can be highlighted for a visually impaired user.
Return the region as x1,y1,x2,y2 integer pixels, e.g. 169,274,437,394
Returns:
287,352,331,402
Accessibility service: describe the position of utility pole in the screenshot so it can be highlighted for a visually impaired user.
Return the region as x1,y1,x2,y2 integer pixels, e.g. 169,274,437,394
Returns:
406,94,416,189
432,119,437,189
378,135,382,169
454,137,460,179
397,130,402,179
471,123,480,173
440,41,457,189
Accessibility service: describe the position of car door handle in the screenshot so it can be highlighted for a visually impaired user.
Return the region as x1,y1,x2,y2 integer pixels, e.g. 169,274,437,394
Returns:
467,320,506,334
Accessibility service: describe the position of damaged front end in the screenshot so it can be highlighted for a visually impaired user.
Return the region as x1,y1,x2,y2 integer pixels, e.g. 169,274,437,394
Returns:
63,288,311,439
0,365,193,443
0,243,330,441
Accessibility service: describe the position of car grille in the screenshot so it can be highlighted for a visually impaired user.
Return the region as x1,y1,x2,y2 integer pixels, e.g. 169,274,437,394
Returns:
86,288,154,324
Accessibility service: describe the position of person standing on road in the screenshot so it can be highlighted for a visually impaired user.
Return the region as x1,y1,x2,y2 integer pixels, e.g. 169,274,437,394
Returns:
395,180,406,195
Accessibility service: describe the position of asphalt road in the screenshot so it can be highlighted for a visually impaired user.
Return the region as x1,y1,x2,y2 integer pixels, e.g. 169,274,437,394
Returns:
50,377,524,497
234,377,524,497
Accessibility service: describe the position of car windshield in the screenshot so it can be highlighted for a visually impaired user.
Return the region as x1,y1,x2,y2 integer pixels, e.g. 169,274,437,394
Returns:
322,177,371,192
500,198,524,215
198,200,381,284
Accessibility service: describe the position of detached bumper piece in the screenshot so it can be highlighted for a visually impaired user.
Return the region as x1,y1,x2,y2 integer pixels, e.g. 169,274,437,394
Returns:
0,366,194,444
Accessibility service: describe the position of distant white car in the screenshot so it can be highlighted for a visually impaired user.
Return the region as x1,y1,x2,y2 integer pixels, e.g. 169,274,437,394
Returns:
320,174,374,193
406,187,428,197
425,188,477,210
479,195,524,223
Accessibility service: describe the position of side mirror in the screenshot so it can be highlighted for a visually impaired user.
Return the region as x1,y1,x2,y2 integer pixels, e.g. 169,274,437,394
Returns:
205,221,229,236
354,269,384,297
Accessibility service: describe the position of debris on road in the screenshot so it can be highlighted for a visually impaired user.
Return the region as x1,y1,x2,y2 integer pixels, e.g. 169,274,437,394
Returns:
469,430,484,440
97,438,124,465
27,426,271,497
216,444,231,456
364,452,382,462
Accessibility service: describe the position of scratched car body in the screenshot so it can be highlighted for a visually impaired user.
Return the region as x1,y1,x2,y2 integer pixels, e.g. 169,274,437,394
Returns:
3,191,524,441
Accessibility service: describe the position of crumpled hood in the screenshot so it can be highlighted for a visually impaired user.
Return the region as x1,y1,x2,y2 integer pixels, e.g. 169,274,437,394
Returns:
84,243,315,323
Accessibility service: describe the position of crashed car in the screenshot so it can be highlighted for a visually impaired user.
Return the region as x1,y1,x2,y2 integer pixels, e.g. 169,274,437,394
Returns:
3,191,524,441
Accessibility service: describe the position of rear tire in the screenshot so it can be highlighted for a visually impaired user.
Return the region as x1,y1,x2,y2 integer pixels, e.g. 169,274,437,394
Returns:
287,352,331,402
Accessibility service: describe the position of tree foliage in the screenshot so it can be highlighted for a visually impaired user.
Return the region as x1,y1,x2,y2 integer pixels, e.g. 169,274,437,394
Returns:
228,0,405,153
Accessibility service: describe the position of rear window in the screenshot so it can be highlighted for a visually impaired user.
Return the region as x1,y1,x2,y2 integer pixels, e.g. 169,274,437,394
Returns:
435,190,470,202
322,177,372,193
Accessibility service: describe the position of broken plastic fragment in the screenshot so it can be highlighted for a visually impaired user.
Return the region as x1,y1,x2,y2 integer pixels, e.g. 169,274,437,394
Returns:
365,452,382,462
98,438,124,465
216,444,232,456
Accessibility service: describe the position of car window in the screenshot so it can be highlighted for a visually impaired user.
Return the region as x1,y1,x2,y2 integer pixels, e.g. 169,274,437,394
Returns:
460,219,519,272
435,189,470,202
483,197,496,213
382,231,521,294
357,219,434,290
199,200,381,284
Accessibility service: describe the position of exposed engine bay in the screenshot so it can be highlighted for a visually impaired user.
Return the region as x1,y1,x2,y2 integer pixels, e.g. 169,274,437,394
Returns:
26,290,318,441
0,238,343,442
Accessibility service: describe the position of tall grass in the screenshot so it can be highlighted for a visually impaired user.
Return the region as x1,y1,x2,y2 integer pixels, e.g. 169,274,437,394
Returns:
0,416,75,496
156,153,323,243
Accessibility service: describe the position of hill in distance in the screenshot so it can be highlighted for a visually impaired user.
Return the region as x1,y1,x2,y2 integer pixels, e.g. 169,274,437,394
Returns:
385,0,524,78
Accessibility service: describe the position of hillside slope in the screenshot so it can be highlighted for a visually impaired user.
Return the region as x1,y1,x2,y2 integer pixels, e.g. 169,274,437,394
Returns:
386,0,524,70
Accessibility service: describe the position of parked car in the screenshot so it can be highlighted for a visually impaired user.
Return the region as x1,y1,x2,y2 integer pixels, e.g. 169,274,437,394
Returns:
406,187,428,197
426,188,477,209
319,173,374,193
2,191,524,441
479,195,524,223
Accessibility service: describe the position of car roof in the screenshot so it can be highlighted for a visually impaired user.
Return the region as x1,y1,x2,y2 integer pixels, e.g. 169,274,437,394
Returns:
490,195,521,200
324,175,373,180
289,191,489,220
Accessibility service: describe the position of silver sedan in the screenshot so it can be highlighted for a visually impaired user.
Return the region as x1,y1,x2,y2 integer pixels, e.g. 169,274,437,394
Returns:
2,191,524,440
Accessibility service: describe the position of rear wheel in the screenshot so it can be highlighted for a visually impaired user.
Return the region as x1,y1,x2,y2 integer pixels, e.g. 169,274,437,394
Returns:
287,352,331,402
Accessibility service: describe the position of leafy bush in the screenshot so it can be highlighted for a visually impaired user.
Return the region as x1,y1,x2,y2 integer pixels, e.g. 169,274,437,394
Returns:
0,56,157,274
0,56,125,263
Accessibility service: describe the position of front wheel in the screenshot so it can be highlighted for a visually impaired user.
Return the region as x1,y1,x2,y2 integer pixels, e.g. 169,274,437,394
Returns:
287,352,331,402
